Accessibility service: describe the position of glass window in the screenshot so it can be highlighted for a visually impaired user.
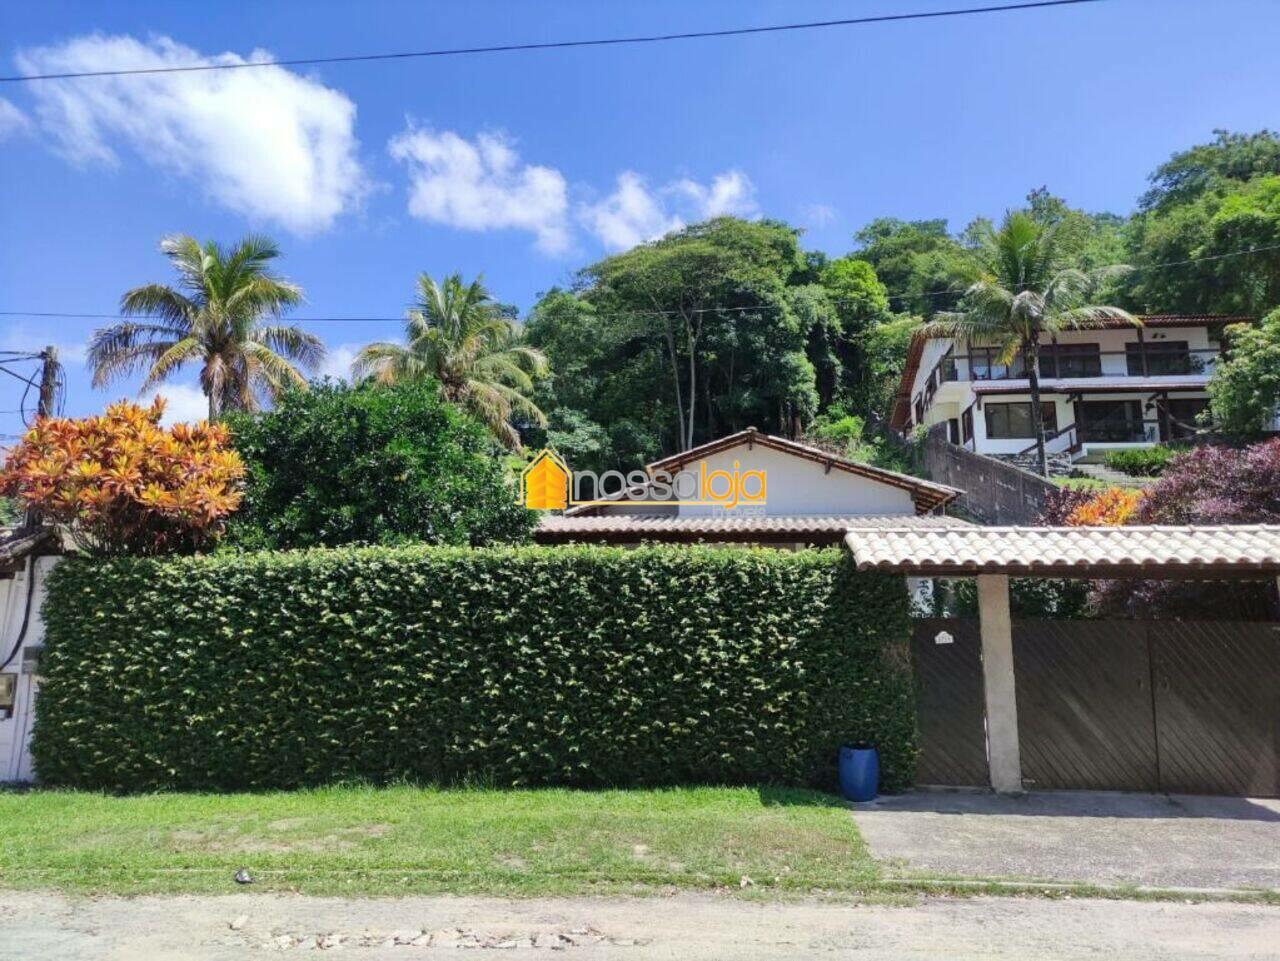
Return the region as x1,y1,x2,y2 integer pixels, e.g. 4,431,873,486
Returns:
1042,343,1101,378
984,402,1059,439
1079,400,1145,442
1126,341,1191,376
970,347,1027,381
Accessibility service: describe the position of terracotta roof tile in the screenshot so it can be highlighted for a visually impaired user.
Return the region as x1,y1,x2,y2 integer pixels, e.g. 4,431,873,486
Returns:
844,525,1280,576
536,513,969,545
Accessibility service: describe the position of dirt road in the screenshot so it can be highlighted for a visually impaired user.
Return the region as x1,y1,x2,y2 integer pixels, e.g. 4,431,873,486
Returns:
2,891,1278,960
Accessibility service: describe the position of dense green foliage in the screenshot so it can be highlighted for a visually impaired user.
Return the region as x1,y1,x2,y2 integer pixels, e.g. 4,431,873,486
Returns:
35,545,916,793
224,381,534,549
525,218,897,471
89,234,323,419
352,273,547,450
1207,309,1280,435
1125,131,1280,315
1102,445,1179,477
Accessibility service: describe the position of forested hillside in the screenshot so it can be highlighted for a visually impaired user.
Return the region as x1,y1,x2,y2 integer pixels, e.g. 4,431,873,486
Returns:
520,130,1280,469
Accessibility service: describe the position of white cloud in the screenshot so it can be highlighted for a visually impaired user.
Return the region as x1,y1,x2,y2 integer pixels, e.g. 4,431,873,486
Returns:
579,169,759,251
15,34,367,234
578,172,684,251
317,343,360,382
146,384,208,425
803,203,837,228
389,128,570,254
0,97,31,139
670,170,758,220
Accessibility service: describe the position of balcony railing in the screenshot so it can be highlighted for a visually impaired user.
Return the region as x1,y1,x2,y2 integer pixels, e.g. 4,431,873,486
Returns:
933,347,1220,383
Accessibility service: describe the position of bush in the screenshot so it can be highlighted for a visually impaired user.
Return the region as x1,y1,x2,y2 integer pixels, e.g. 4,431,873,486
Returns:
0,399,244,555
1064,487,1146,526
34,545,916,793
1102,446,1178,477
1090,439,1280,618
225,381,534,550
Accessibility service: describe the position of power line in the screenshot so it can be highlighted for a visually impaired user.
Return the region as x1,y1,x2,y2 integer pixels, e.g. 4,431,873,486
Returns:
2,239,1278,326
0,1,1101,84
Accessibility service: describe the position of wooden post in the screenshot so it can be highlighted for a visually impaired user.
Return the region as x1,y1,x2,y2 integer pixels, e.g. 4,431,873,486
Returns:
977,574,1023,794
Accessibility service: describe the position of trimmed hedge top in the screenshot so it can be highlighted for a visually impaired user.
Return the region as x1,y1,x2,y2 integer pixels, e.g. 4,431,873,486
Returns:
34,545,915,792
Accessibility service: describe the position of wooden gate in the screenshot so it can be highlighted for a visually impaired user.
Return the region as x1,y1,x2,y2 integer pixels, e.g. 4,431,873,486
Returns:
910,619,987,787
1014,621,1159,792
1151,622,1280,797
911,618,1280,796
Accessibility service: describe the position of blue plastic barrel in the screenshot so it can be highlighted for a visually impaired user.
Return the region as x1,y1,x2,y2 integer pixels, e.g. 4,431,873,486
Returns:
838,744,879,802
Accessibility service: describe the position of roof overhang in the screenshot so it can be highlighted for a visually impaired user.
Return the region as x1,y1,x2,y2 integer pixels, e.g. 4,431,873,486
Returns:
844,525,1280,578
536,514,969,545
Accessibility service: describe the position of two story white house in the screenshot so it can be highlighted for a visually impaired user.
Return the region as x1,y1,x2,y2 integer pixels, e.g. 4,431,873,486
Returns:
891,315,1251,466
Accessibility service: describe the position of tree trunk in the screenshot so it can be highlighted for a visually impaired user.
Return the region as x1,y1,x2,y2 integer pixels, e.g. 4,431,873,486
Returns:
1026,328,1049,477
660,322,686,450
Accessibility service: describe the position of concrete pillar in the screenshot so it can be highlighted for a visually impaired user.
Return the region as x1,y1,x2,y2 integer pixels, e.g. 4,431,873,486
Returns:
977,574,1022,794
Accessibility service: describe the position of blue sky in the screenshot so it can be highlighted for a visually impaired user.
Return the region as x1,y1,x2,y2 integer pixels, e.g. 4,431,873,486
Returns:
0,0,1276,432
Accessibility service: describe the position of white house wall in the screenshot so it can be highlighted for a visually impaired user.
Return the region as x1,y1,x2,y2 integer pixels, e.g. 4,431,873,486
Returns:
675,443,917,516
0,556,56,783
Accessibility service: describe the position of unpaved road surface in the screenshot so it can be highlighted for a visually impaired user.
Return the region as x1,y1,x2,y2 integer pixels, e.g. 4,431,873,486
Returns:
2,891,1278,960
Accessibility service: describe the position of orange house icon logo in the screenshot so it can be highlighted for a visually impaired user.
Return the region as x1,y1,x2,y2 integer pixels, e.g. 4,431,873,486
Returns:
519,449,570,510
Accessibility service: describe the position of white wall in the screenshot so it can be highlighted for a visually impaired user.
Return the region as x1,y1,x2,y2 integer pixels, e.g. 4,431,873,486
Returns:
675,443,917,516
0,556,57,783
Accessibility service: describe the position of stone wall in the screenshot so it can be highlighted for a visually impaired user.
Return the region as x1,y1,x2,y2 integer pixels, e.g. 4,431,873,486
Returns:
923,425,1056,525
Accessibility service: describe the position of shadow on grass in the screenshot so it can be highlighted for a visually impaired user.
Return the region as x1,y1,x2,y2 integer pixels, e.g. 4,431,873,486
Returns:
757,785,849,808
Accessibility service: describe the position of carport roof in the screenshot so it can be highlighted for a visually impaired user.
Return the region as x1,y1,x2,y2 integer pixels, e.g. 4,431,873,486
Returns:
843,525,1280,578
536,513,969,545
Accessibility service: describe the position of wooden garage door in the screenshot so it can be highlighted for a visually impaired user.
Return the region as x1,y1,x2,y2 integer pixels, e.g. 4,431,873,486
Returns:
1152,621,1280,797
1013,620,1159,792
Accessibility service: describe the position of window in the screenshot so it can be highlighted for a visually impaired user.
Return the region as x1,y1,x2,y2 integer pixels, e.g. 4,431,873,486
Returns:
984,402,1058,439
1079,400,1145,442
1163,398,1210,440
1041,343,1101,378
970,347,1026,381
1126,341,1192,376
947,419,961,444
961,406,974,444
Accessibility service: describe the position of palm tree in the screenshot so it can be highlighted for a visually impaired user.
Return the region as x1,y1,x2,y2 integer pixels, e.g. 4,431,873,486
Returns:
353,272,548,449
923,212,1136,476
89,234,324,420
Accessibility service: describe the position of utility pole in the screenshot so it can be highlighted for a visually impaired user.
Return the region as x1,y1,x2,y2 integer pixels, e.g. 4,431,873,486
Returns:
22,347,59,532
36,346,58,420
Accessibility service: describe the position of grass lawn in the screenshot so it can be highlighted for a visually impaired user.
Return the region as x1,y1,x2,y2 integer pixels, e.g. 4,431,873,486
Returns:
0,785,877,898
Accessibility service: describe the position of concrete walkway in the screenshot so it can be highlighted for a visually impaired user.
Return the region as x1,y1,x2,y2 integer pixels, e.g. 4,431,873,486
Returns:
1,891,1278,960
851,790,1280,892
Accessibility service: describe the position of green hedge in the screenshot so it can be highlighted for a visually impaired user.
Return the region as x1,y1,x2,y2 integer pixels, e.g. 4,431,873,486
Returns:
34,546,915,793
1102,445,1178,477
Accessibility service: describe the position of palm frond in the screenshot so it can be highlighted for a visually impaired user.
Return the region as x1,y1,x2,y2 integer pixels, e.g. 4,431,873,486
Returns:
250,324,325,371
137,337,204,393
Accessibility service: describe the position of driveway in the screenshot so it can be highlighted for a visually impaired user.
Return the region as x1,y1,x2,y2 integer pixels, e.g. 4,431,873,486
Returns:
1,891,1278,960
851,790,1280,892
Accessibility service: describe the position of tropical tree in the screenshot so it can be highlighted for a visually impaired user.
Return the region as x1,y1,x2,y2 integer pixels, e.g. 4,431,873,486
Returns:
923,211,1136,476
89,234,323,420
352,273,548,450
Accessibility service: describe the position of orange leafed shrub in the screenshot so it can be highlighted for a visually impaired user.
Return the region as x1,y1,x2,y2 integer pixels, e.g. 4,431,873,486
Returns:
0,398,245,555
1064,487,1145,527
